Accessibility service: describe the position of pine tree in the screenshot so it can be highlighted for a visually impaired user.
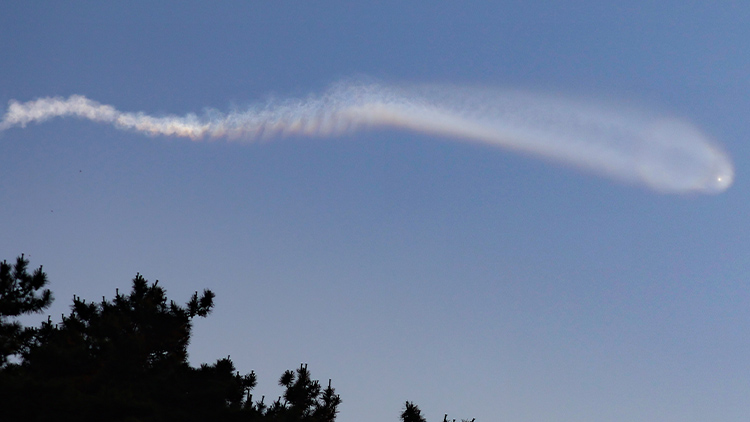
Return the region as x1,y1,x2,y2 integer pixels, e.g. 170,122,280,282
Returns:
0,257,341,421
265,363,341,422
401,401,427,422
0,254,52,366
401,401,475,422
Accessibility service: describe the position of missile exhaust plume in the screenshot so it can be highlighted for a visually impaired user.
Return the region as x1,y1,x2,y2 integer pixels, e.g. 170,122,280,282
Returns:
0,82,733,194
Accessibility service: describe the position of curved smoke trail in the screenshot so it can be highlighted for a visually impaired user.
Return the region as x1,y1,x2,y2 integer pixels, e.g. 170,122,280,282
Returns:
0,82,734,194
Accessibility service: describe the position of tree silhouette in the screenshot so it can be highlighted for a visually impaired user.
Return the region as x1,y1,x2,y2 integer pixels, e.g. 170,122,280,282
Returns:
401,401,475,422
0,254,52,366
265,363,341,422
401,401,427,422
24,273,216,379
0,258,340,421
2,255,469,421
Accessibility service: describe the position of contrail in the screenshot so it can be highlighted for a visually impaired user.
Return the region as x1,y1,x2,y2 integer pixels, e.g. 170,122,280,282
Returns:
0,82,733,194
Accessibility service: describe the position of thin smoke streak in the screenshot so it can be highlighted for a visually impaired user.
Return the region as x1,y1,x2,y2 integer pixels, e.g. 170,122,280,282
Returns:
0,82,734,194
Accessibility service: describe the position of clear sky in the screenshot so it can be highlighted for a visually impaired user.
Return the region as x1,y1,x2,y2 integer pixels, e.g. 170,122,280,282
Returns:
2,2,749,421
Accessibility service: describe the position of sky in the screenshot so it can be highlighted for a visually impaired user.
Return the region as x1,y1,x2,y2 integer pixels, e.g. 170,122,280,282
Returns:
1,2,749,421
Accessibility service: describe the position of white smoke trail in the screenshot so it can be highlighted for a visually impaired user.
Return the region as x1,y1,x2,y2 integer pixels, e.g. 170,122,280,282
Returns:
0,82,733,194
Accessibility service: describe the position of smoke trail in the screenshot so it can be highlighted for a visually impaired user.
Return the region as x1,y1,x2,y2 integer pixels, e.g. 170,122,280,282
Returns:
0,82,733,194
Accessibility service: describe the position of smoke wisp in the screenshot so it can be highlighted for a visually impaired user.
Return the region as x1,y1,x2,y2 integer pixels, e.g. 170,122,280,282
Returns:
0,82,733,194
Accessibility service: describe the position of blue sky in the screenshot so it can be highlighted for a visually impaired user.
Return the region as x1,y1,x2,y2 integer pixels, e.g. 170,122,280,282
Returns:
2,2,749,421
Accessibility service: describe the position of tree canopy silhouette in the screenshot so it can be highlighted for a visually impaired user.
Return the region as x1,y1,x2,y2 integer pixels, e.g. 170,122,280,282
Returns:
0,254,53,367
400,401,475,422
401,401,427,422
0,256,340,422
1,255,469,421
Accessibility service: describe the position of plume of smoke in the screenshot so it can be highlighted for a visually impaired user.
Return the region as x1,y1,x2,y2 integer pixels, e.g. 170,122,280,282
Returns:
0,82,733,194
